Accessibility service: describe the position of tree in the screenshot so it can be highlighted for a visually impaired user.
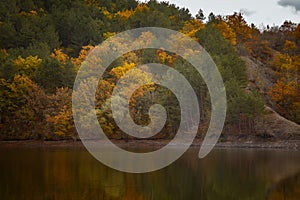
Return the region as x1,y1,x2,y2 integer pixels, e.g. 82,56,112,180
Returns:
0,8,59,51
269,51,300,123
0,49,17,80
0,75,47,139
208,12,216,23
13,55,42,79
35,55,75,92
195,25,247,85
45,87,76,140
196,24,264,133
196,9,205,21
181,19,205,38
225,12,252,44
71,45,95,71
51,2,102,56
213,19,237,46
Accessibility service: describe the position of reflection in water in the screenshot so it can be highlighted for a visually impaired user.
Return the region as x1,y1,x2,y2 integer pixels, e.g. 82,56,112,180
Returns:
267,172,300,200
0,147,300,199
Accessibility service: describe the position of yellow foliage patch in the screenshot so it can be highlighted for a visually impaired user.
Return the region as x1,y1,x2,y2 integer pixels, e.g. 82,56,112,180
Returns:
51,49,68,64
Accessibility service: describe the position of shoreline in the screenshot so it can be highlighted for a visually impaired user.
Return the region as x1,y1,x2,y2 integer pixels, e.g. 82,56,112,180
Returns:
0,138,300,150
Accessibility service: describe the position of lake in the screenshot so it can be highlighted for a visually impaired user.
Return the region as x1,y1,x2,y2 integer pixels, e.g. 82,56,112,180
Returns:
1,146,300,199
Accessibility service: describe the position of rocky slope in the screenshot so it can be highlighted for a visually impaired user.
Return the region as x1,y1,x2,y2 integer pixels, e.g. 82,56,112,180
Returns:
255,106,300,140
241,56,300,140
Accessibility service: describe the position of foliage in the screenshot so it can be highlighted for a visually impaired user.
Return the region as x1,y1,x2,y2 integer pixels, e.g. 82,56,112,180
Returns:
14,55,42,79
0,75,47,139
45,87,76,140
269,51,300,123
195,24,264,133
0,0,299,140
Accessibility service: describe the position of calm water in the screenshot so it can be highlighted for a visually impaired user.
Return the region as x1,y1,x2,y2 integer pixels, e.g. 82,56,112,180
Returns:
1,146,300,200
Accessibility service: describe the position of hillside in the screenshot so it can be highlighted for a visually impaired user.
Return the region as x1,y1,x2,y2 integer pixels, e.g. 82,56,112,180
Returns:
255,106,300,140
0,0,299,140
242,56,300,139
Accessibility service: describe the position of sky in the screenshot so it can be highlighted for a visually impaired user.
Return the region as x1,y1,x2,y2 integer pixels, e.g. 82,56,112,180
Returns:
159,0,300,26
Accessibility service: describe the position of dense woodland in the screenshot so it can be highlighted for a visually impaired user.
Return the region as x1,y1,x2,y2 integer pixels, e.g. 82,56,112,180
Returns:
0,0,299,140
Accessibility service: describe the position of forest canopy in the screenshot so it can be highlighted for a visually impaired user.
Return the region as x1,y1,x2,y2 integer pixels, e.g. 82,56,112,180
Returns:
0,0,299,140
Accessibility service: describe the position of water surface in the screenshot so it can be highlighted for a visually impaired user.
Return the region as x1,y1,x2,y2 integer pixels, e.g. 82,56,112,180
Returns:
1,146,300,199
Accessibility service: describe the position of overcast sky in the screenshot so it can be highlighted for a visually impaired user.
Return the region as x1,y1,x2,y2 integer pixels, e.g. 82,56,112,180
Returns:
160,0,300,26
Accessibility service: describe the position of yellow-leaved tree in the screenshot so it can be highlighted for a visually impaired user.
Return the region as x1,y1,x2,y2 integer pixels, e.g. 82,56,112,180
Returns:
269,44,300,122
14,55,42,79
45,87,76,140
214,20,237,46
0,75,47,139
181,19,205,38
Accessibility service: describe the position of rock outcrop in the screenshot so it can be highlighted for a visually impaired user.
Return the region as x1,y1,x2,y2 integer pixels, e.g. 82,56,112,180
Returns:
242,56,300,139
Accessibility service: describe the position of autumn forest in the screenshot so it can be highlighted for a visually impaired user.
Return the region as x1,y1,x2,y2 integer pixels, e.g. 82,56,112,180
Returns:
0,0,299,141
